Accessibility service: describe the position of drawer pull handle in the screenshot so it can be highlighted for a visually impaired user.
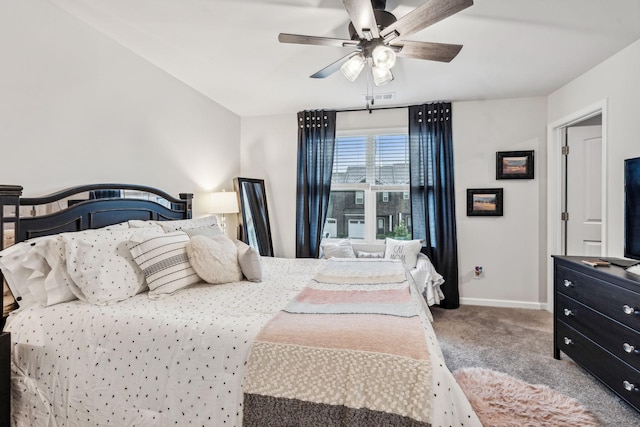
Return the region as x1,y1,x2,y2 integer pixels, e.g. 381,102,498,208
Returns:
623,305,640,316
623,380,639,392
623,343,640,355
563,308,574,317
563,279,573,288
563,337,573,345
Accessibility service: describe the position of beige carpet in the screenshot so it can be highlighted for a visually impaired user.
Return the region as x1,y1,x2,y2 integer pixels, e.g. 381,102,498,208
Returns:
454,367,600,426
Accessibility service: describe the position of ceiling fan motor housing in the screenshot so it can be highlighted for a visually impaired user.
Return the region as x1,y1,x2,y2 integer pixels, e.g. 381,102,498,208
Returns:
348,10,397,41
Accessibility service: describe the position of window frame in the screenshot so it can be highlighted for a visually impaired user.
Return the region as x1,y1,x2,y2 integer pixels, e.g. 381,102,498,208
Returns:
326,127,410,243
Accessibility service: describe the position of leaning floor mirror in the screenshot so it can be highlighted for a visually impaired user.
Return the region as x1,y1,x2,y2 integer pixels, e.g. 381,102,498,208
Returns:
233,177,274,257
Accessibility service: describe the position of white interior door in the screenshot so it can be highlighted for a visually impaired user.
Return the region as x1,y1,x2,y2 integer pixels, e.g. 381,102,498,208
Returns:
566,125,603,256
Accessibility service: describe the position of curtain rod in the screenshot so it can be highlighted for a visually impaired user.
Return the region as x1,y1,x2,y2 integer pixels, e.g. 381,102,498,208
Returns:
332,101,448,114
333,104,409,113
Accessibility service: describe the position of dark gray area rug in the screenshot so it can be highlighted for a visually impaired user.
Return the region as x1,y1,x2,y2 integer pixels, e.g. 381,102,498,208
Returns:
431,305,640,427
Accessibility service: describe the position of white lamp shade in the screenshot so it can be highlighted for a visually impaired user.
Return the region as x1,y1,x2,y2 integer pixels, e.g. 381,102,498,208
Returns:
372,66,393,86
211,191,239,214
372,45,396,70
340,53,366,82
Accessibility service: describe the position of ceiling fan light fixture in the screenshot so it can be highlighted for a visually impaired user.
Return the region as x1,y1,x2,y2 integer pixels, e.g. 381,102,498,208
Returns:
341,53,366,81
372,66,393,86
372,45,396,70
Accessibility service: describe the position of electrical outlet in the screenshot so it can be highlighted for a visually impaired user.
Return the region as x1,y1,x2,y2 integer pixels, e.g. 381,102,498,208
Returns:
473,266,483,279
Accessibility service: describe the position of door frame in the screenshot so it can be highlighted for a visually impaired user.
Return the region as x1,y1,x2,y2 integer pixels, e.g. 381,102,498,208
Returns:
546,99,608,311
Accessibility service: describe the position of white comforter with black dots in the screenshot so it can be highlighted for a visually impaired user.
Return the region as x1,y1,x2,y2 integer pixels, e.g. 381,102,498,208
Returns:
5,257,479,427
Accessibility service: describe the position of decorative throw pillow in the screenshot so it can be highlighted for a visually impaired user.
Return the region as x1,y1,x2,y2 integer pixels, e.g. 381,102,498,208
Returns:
63,227,164,305
183,225,223,239
236,240,263,282
356,251,385,259
128,231,201,298
321,240,356,259
384,238,423,270
186,235,242,285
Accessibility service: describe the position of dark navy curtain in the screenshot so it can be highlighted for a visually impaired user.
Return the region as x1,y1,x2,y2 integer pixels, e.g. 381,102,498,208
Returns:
295,110,337,258
409,103,460,308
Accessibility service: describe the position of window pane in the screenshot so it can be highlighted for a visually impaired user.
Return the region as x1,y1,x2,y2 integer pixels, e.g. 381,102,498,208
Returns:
332,136,367,184
326,191,365,239
375,134,409,185
375,191,411,240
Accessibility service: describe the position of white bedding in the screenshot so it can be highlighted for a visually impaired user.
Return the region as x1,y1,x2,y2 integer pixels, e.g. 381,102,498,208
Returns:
6,256,478,427
6,257,322,427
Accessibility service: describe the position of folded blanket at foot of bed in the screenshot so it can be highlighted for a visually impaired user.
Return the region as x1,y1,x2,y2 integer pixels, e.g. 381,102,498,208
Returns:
243,259,433,426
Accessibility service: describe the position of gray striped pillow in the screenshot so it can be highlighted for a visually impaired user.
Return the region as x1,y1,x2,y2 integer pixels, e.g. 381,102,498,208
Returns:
128,231,201,298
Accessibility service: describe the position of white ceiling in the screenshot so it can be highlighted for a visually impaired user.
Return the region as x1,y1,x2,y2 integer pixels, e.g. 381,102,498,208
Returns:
50,0,640,117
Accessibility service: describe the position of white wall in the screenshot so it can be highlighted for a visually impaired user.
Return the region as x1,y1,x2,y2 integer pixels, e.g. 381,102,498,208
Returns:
240,114,298,256
454,98,548,308
241,99,548,308
0,0,241,216
548,40,640,257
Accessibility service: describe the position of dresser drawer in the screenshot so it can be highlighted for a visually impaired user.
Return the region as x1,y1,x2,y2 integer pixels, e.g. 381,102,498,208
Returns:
557,293,640,371
556,264,640,331
557,321,640,411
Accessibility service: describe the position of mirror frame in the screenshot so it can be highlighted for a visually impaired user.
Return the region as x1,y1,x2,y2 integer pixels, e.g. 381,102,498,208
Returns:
233,177,274,257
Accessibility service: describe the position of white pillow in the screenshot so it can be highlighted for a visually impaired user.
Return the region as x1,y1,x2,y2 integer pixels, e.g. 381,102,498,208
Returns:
128,220,161,228
62,227,164,305
410,253,445,306
356,251,384,259
183,225,223,239
102,221,130,230
384,238,422,270
128,231,201,298
186,235,243,285
321,240,356,259
0,238,50,308
36,236,78,306
236,240,263,282
0,234,82,308
157,215,218,233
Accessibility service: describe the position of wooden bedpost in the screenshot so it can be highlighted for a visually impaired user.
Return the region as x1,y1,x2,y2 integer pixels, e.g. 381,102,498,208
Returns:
179,193,194,219
0,185,22,328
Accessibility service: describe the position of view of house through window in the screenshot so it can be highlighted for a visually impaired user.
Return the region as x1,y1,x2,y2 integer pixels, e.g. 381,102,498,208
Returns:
324,132,411,241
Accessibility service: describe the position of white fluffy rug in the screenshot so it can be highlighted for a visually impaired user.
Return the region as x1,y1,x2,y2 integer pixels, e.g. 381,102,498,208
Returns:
453,367,600,426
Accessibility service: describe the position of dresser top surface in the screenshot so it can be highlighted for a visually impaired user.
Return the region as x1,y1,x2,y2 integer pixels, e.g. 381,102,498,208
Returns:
553,255,640,287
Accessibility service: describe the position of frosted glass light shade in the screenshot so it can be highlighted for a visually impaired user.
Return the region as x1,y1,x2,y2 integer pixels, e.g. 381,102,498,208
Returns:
340,53,366,81
372,45,396,70
372,66,393,86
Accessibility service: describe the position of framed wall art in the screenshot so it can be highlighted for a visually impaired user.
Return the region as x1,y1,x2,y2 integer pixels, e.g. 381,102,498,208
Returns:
496,150,534,180
467,188,503,217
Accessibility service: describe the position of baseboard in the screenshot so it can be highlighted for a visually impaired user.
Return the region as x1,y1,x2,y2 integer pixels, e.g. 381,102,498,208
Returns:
459,297,547,310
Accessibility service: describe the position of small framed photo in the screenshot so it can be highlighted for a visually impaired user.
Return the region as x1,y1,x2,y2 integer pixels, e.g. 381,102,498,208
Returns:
467,188,504,217
496,150,534,180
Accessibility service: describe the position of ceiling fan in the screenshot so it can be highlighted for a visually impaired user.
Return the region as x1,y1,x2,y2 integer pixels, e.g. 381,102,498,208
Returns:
278,0,473,86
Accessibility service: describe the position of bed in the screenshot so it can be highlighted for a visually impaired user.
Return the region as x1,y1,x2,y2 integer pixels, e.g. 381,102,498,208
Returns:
0,183,481,427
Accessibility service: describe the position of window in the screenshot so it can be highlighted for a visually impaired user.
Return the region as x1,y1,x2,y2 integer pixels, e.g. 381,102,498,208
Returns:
325,131,411,241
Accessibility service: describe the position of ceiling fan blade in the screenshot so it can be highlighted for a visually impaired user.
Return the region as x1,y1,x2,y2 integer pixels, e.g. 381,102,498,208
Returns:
279,33,359,48
310,52,357,79
380,0,473,42
394,40,463,62
341,0,380,39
